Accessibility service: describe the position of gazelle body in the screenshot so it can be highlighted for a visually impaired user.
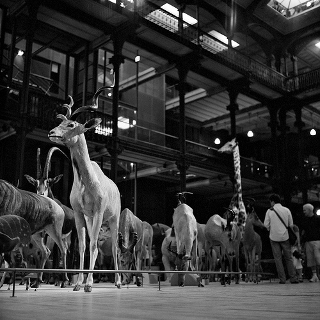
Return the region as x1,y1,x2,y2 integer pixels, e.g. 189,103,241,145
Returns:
48,91,121,291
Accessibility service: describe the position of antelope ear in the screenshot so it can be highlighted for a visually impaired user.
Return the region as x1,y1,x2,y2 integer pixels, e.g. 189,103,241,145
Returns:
51,174,63,185
84,118,102,130
24,174,36,186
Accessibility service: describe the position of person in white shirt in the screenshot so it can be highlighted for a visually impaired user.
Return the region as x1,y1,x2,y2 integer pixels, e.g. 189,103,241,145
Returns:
264,194,299,284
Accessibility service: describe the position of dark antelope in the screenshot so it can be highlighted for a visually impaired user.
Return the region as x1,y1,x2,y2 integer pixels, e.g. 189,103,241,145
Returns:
25,147,77,287
0,215,32,289
242,201,266,283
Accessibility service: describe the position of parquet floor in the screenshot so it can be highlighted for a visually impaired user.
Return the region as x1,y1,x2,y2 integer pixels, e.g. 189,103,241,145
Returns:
1,278,320,320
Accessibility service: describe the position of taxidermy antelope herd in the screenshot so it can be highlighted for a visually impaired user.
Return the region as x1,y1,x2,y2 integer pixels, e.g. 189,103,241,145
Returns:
48,86,121,292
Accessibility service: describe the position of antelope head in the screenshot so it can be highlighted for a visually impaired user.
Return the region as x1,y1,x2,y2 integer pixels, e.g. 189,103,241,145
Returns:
25,147,68,196
48,85,113,147
118,231,138,271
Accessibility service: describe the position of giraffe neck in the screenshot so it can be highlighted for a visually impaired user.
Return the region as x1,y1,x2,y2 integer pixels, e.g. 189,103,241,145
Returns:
231,144,246,221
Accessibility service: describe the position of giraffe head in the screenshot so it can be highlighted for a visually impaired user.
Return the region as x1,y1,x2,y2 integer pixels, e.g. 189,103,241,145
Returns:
218,138,237,154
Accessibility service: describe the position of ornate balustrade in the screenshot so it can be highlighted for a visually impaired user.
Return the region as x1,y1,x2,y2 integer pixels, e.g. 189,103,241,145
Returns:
135,1,320,94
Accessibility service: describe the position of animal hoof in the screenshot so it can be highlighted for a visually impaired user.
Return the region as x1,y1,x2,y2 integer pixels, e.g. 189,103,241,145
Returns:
60,281,66,288
84,285,92,292
116,283,121,289
73,284,81,291
136,277,142,287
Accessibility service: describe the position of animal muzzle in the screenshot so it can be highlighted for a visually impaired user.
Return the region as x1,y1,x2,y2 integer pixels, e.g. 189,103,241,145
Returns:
178,254,191,261
48,134,63,144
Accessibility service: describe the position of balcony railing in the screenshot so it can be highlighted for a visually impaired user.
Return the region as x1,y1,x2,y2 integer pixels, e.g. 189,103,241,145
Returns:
2,90,273,181
134,1,320,93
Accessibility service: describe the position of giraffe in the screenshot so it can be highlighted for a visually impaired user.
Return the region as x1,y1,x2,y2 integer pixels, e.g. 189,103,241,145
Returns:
218,138,247,227
48,86,121,292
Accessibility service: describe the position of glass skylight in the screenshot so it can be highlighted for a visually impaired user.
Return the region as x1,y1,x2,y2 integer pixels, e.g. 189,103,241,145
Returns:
161,3,197,25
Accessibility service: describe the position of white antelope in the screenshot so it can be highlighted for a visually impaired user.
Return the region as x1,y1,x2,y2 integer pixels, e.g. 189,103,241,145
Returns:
171,203,198,287
48,87,121,291
118,208,153,286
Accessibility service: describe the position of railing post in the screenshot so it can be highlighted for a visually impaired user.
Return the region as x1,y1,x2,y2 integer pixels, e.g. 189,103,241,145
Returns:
11,270,16,298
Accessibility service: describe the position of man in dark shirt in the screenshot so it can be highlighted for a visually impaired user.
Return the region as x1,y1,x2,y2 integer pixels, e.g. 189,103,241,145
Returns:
301,203,320,282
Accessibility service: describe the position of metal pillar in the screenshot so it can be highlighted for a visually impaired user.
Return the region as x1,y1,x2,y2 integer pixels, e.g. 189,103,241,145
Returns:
176,63,189,192
109,36,125,183
227,88,239,138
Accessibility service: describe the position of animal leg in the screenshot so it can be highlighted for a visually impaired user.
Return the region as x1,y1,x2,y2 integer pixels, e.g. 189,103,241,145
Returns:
45,227,68,288
109,216,121,289
73,213,87,291
32,233,51,287
251,247,256,283
83,214,103,292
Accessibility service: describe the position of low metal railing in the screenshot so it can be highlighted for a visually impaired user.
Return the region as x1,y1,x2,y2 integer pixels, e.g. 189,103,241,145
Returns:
0,267,275,297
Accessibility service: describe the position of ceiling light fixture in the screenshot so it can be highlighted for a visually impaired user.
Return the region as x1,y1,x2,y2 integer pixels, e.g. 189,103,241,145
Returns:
214,138,221,145
310,128,316,136
247,130,254,138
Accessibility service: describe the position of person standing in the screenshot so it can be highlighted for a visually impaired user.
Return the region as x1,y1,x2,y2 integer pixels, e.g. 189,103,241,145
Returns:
264,194,299,284
301,203,320,282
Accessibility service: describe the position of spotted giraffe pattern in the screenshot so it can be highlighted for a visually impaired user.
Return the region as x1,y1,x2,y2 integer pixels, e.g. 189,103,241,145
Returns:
218,139,247,226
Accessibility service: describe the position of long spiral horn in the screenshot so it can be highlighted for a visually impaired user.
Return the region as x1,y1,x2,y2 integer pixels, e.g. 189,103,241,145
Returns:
43,147,69,179
36,148,42,179
62,95,74,119
92,82,115,108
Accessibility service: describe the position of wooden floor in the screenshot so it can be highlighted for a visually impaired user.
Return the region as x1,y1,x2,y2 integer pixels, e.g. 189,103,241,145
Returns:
0,277,319,320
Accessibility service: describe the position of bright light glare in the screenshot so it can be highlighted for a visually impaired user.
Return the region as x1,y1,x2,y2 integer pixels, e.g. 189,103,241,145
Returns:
209,30,239,47
316,42,320,48
247,130,254,138
118,117,130,129
316,209,320,216
310,128,316,136
214,138,221,145
161,3,197,25
17,50,24,56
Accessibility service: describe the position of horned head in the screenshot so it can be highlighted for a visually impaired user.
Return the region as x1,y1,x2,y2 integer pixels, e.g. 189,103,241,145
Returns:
176,191,193,205
167,241,178,256
25,147,69,196
118,231,138,254
48,84,114,145
244,197,256,214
